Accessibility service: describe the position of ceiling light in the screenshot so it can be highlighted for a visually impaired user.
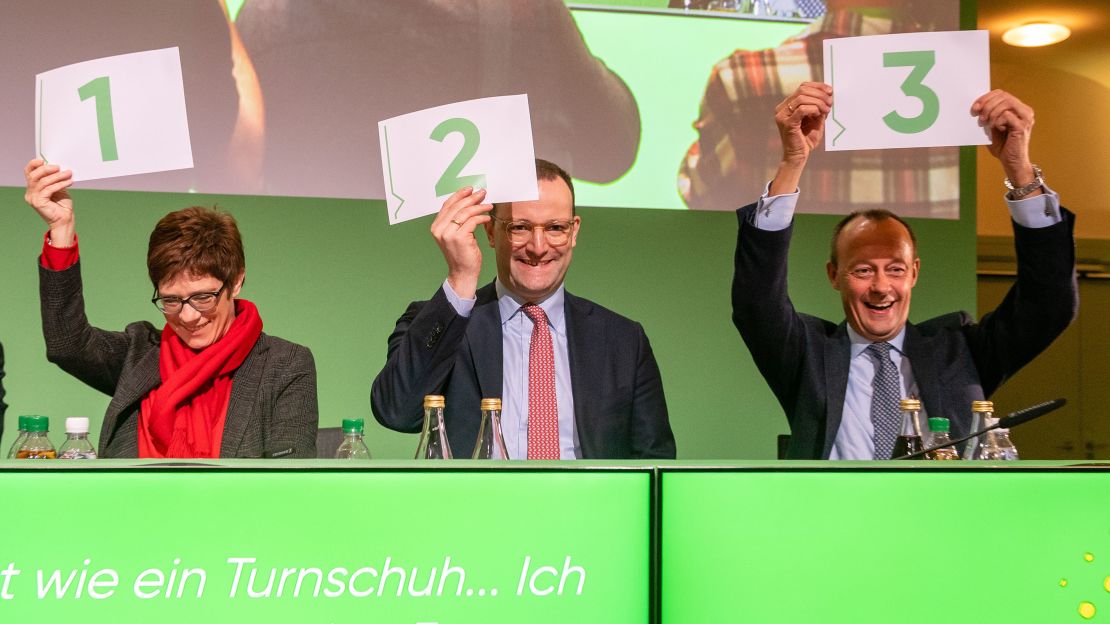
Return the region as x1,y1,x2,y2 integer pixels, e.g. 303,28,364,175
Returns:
1002,22,1071,47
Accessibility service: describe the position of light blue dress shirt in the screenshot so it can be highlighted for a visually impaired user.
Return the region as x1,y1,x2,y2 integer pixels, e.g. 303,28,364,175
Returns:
751,181,1062,459
443,279,580,459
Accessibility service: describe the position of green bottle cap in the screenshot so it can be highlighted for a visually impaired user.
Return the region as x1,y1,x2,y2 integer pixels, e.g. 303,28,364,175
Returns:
341,418,365,434
25,416,50,433
927,417,950,433
17,415,29,430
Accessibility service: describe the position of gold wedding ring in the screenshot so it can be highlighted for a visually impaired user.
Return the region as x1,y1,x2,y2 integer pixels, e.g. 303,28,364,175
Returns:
451,219,464,226
787,102,796,113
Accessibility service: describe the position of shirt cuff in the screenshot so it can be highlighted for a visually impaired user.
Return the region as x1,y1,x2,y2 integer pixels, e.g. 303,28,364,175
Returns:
750,180,798,231
442,279,476,318
1006,183,1062,229
41,231,79,271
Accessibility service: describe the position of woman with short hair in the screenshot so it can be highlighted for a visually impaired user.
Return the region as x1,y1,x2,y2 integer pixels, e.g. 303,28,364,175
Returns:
24,159,318,458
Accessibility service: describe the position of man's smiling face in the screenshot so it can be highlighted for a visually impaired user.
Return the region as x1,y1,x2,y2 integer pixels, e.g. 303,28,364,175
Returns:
486,177,579,303
827,215,919,342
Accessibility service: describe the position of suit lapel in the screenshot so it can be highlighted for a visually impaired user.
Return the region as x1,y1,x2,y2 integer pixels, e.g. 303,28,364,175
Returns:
104,347,162,456
114,348,162,409
220,336,268,457
564,292,598,457
823,323,851,458
903,323,943,425
467,283,503,399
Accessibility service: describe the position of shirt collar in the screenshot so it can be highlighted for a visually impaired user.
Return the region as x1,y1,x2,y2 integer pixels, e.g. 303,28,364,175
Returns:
848,324,907,360
495,279,566,336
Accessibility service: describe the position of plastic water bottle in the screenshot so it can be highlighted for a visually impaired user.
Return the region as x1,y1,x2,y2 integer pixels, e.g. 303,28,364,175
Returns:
16,416,56,459
6,415,30,459
334,418,371,460
924,417,960,460
57,417,97,459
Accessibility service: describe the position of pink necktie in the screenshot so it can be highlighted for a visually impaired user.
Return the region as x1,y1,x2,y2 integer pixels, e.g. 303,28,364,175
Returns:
522,304,559,459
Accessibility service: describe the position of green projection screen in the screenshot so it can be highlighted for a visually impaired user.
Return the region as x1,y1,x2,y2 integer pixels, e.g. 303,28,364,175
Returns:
661,466,1110,623
0,465,650,623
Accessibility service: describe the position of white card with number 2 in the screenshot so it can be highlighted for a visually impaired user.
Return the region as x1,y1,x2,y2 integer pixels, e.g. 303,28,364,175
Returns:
378,94,538,225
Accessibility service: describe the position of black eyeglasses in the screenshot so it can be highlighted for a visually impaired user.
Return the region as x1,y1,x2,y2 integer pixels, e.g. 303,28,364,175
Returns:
152,283,226,314
492,216,575,245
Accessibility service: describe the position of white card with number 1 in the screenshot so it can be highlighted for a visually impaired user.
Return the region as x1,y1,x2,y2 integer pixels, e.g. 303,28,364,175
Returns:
378,94,538,225
35,47,193,181
823,30,990,151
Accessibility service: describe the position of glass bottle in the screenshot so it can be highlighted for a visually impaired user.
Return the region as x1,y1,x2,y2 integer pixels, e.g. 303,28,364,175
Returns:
17,416,56,459
891,398,924,459
924,417,960,460
472,398,510,459
415,395,452,459
974,401,1020,460
335,418,372,460
6,415,30,459
57,417,97,459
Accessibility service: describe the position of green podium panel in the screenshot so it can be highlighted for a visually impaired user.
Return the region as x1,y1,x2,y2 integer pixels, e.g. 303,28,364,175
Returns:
0,462,650,623
661,466,1110,623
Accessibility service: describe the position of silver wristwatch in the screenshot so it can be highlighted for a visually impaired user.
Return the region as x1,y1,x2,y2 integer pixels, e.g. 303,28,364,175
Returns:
1004,164,1044,200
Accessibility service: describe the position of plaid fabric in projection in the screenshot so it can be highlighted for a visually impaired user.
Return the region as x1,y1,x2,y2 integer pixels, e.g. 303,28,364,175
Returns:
678,8,960,217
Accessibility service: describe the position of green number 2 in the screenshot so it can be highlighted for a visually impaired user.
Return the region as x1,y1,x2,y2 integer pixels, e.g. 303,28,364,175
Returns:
77,76,119,162
882,50,939,135
430,117,486,197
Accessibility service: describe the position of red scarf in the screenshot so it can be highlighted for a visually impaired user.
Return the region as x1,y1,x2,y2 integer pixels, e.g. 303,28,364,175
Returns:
138,300,263,458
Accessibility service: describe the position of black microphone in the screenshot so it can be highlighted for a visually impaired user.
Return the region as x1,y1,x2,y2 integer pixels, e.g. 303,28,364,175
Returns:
893,398,1066,460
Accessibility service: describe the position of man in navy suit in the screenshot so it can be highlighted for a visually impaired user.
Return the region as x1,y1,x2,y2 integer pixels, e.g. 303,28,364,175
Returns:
733,83,1076,459
372,159,675,459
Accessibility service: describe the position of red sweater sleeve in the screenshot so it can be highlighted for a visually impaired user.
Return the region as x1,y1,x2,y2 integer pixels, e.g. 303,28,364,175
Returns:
40,231,79,271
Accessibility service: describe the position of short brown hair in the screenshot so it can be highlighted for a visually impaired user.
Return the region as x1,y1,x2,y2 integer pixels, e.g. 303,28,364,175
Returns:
829,209,917,266
147,206,245,289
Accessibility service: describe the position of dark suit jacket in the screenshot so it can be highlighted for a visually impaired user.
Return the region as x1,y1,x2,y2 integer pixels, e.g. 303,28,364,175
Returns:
732,203,1078,459
371,283,675,459
40,262,319,458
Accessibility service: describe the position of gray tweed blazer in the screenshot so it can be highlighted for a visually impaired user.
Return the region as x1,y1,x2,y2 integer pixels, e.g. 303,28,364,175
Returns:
40,262,318,458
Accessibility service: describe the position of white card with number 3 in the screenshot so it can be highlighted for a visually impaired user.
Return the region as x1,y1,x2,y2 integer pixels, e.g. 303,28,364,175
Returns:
35,47,193,181
823,30,991,151
378,94,538,225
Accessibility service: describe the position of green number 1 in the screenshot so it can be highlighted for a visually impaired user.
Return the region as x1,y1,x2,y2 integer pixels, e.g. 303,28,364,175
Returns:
430,117,486,197
77,76,119,161
882,50,939,135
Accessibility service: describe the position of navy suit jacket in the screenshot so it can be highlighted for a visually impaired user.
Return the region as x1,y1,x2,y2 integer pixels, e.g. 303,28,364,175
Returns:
732,203,1078,459
371,283,675,459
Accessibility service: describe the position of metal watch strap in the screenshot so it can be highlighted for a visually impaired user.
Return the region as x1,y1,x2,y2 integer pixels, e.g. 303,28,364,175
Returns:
1004,164,1044,200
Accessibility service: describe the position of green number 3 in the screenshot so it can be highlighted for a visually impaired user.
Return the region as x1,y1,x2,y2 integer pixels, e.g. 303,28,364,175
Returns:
77,76,119,161
882,50,939,135
430,117,486,197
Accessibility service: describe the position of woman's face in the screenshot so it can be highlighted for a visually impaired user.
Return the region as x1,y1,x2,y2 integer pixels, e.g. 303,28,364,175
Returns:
157,272,244,350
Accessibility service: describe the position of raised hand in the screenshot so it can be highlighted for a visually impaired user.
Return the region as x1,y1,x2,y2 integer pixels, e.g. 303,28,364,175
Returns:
430,186,493,300
971,90,1037,189
23,158,76,247
770,82,833,196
